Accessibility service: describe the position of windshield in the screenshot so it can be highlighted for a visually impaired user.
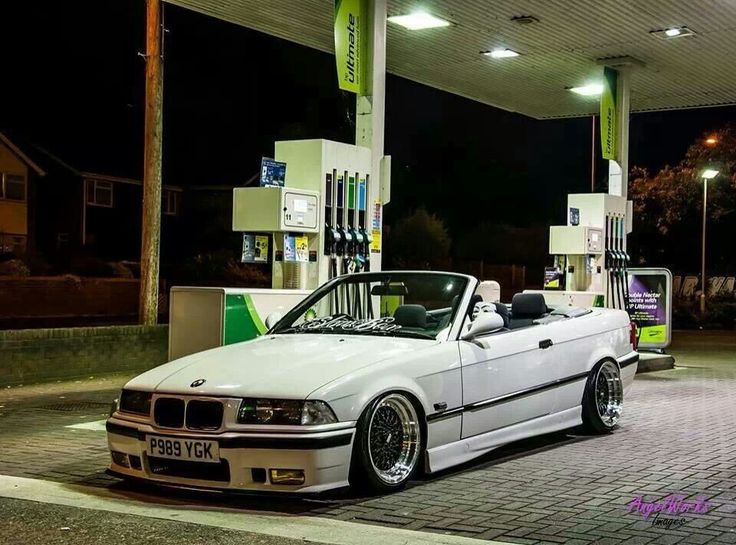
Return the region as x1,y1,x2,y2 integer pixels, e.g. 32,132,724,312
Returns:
271,272,470,339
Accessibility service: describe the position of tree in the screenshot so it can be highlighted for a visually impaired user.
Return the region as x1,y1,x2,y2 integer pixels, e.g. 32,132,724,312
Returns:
629,126,736,272
385,208,451,270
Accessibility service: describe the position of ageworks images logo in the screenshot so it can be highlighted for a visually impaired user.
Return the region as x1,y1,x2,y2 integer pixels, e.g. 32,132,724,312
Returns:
627,495,711,530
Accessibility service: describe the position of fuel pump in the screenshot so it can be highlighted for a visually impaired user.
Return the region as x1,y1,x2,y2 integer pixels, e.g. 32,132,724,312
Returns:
538,193,632,309
234,138,388,306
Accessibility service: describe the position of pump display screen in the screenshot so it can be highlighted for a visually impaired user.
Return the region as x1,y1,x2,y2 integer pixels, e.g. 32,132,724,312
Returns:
271,272,469,340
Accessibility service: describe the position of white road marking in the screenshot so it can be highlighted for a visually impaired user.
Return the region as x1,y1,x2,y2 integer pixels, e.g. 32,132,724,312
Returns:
65,419,107,431
0,475,512,545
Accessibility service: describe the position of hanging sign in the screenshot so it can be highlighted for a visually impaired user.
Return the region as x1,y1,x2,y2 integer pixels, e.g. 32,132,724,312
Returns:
627,268,673,349
334,0,365,94
241,234,269,263
600,66,618,161
295,235,309,262
283,234,297,262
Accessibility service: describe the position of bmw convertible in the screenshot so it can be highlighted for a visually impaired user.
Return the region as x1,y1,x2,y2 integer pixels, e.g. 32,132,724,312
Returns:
107,271,638,493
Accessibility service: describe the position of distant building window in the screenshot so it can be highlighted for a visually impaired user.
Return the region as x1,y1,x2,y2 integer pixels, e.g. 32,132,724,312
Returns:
86,179,113,207
57,232,70,249
0,173,26,201
163,188,180,216
0,233,27,255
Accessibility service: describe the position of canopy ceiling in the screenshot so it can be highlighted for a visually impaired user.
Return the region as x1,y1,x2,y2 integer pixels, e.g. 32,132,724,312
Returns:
166,0,736,119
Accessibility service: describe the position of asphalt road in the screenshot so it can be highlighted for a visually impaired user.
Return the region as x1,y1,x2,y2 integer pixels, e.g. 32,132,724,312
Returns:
0,497,315,545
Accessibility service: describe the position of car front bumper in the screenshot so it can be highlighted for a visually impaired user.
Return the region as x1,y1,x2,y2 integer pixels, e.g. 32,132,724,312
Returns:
106,418,356,493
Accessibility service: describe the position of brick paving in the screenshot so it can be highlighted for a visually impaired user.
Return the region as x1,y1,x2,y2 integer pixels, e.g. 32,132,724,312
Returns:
0,331,735,544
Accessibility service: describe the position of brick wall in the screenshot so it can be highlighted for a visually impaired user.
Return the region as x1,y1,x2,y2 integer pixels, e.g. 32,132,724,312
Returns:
0,277,142,329
0,325,168,386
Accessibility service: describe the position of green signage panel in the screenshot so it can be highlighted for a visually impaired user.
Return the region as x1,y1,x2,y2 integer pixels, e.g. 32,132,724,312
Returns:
600,66,618,161
334,0,365,94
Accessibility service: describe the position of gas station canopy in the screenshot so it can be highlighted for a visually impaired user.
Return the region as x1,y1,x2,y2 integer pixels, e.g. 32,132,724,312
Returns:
166,0,736,119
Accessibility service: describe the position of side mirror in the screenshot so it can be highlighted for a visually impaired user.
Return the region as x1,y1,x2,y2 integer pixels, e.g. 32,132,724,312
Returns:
461,313,504,341
265,311,283,329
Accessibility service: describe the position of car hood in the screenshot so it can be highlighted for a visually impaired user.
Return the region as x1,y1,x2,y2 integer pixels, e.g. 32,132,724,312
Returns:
124,334,434,399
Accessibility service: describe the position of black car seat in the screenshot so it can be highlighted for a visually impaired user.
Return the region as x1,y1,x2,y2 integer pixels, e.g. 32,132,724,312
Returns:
393,304,428,329
510,293,548,329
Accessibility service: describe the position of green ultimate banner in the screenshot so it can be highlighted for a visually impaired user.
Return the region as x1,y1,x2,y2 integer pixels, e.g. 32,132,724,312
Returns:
600,66,618,161
334,0,365,94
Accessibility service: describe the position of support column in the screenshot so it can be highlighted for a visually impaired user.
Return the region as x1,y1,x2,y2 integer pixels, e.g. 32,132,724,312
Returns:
356,0,387,271
139,0,164,325
608,68,631,198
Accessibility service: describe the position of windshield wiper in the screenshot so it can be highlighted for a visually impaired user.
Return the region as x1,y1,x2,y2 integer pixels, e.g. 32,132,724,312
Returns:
360,329,436,340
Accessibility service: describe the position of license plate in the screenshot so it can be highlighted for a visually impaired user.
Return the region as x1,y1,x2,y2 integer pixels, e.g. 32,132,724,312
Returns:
146,435,220,463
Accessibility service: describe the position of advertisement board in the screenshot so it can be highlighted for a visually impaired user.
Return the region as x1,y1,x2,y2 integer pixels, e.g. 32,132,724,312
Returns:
260,158,286,187
241,234,269,263
627,268,673,349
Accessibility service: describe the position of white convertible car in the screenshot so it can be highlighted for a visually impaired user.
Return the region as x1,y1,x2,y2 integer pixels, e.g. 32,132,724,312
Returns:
107,271,638,494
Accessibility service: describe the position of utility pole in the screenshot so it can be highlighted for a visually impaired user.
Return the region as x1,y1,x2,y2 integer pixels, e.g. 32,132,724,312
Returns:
139,0,164,325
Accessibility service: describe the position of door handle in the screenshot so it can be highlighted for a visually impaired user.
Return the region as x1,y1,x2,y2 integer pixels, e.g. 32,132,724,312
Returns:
539,339,553,349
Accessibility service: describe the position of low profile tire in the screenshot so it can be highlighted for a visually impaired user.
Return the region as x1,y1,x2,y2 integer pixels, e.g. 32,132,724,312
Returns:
350,392,423,494
581,359,624,434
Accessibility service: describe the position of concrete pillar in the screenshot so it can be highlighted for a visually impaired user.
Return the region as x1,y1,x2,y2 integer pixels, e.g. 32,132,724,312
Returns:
355,0,387,271
608,68,631,199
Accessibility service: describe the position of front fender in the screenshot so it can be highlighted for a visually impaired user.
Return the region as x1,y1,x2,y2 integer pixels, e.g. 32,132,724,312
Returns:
307,342,462,425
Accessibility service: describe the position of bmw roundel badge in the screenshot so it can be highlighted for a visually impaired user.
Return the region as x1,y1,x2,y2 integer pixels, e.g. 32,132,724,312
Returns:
190,379,206,388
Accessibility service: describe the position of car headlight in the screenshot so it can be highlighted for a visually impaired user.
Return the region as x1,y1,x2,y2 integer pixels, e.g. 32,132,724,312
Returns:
237,399,337,425
119,389,152,416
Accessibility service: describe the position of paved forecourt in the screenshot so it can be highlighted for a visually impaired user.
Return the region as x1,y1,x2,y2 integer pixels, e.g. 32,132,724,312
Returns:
0,331,735,545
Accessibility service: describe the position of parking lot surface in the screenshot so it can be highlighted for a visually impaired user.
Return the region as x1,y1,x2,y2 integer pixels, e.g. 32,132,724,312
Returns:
0,330,735,545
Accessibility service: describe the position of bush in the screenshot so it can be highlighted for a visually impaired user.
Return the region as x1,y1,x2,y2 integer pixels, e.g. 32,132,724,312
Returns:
69,256,115,277
0,259,30,277
707,300,736,329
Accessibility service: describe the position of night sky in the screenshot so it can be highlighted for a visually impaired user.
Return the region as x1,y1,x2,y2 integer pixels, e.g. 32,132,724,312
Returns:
3,1,735,241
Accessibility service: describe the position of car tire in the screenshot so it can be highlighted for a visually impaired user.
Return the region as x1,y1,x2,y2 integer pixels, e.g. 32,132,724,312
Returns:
581,359,624,434
349,392,423,494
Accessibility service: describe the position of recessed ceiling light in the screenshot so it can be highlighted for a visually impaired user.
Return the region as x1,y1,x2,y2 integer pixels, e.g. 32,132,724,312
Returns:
483,48,520,58
387,12,451,30
650,26,695,39
510,15,539,25
568,83,604,96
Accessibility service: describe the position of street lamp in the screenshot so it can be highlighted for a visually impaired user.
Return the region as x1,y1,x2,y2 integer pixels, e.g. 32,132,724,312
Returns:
699,168,719,315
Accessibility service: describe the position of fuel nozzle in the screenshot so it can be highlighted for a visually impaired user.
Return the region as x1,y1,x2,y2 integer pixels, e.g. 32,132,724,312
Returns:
353,228,366,272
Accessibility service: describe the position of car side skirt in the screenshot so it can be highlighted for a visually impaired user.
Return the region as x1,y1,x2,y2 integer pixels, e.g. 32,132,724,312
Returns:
425,406,583,474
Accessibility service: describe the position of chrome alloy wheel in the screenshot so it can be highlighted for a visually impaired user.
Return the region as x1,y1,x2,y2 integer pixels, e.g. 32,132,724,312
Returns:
367,393,421,485
595,361,624,427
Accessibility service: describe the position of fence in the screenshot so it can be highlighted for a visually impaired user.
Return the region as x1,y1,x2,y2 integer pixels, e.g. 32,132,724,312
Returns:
673,275,736,299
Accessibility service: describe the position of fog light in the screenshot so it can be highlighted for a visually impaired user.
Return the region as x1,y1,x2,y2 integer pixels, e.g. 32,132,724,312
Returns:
111,451,129,468
129,455,142,470
269,469,305,485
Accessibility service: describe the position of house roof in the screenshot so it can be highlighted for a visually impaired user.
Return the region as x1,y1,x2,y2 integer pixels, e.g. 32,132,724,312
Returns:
0,132,46,176
0,132,181,190
81,172,183,192
166,0,736,119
